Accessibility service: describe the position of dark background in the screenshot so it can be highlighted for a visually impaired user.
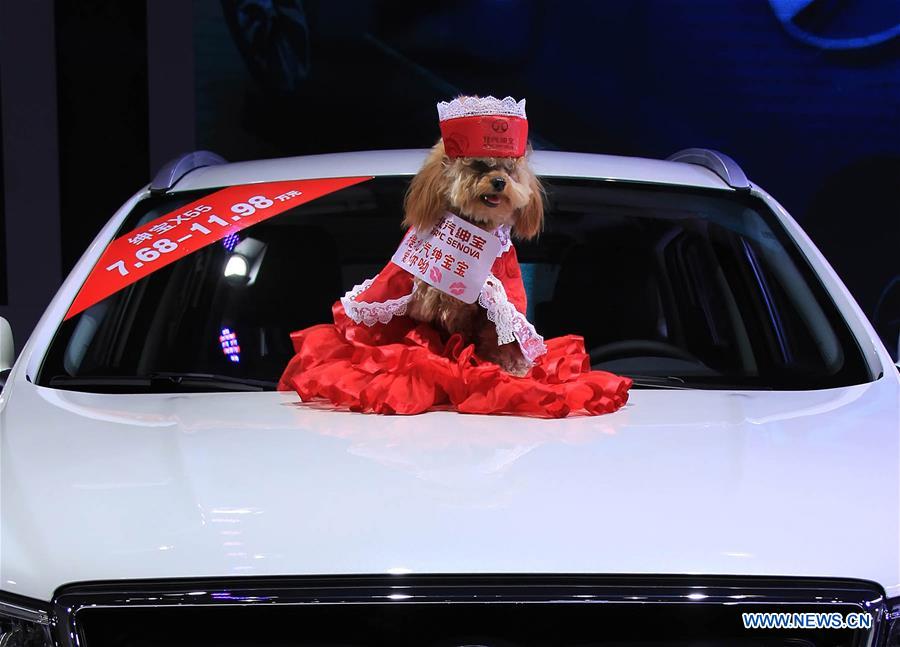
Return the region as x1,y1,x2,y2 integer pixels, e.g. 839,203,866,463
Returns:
0,0,898,357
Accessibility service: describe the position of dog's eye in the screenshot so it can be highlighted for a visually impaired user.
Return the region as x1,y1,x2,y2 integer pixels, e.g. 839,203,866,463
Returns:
470,161,491,173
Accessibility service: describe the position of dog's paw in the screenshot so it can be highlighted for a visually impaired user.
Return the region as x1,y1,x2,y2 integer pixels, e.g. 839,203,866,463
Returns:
476,326,531,376
491,345,532,377
501,356,531,377
504,363,530,377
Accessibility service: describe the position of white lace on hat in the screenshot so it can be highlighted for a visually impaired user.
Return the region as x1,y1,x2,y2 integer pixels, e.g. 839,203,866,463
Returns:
437,96,527,122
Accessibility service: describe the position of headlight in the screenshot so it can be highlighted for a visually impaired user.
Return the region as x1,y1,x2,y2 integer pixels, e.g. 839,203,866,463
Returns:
0,594,53,647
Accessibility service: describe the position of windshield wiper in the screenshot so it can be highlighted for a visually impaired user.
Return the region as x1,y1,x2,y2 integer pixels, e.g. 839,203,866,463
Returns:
625,374,697,389
150,372,277,391
625,374,776,390
49,372,277,393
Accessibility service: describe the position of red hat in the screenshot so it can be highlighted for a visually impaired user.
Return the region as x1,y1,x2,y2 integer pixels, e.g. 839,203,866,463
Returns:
437,96,528,159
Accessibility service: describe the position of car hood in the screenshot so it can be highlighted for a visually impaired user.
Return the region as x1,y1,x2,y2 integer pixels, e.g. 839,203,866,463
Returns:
2,377,898,601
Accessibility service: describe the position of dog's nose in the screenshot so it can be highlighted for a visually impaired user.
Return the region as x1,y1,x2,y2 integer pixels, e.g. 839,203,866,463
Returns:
491,177,506,192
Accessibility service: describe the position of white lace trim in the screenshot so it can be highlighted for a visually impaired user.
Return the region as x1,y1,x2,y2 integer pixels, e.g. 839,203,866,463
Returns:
344,225,544,363
341,278,416,327
478,274,547,364
437,96,526,121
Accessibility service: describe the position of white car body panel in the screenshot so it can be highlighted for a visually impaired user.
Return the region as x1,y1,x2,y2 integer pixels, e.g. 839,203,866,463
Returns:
2,378,898,602
2,150,898,603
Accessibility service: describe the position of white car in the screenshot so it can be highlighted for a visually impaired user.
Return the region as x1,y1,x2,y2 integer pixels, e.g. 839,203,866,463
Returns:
1,148,898,646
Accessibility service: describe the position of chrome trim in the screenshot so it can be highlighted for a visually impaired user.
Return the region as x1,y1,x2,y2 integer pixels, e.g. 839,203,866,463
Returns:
0,595,51,626
49,575,887,647
667,148,751,190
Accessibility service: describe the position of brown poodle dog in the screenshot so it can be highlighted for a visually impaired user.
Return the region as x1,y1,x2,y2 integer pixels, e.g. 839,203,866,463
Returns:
402,139,544,375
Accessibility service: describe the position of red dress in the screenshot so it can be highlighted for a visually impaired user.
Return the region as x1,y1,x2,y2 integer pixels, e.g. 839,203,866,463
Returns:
278,228,631,418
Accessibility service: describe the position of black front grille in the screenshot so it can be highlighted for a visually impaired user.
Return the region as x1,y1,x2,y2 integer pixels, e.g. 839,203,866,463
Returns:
53,575,886,647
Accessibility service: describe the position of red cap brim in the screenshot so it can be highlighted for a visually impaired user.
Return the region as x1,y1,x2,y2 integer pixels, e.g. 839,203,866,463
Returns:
439,115,528,158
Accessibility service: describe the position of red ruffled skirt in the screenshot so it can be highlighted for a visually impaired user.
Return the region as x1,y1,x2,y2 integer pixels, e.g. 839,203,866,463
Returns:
278,302,632,418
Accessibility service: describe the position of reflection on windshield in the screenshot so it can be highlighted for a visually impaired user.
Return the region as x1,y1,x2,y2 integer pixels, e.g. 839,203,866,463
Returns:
38,177,871,392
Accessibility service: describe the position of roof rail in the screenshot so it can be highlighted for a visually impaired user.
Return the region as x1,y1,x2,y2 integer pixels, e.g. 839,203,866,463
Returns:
666,148,750,191
151,150,227,193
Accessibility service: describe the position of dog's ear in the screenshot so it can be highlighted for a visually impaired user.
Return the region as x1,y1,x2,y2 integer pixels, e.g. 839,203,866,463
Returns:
513,157,544,240
403,141,448,232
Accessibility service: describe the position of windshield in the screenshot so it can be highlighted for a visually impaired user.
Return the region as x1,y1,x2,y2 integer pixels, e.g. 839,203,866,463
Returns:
38,176,871,392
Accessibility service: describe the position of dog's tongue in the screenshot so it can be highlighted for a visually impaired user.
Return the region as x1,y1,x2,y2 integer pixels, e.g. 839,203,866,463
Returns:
483,194,501,206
